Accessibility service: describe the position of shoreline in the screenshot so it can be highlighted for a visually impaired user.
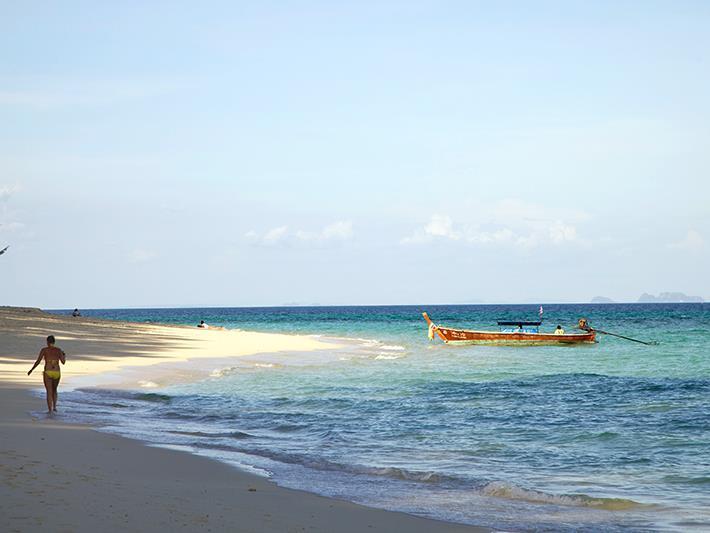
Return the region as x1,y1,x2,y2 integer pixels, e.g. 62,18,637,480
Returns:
0,307,487,532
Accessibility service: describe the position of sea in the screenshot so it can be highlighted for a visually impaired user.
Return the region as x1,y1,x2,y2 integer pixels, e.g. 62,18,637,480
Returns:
49,304,709,532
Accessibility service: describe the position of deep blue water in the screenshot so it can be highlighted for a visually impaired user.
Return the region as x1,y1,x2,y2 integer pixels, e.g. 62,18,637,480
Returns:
52,304,710,531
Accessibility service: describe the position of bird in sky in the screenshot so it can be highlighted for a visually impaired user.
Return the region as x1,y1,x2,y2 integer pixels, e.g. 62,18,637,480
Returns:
0,246,9,255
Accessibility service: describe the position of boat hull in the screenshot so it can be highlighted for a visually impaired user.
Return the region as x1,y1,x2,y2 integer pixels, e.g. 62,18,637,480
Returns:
438,329,596,345
423,313,596,346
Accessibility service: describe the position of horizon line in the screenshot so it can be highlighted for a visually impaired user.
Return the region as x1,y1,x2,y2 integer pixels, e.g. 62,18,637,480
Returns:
35,301,707,311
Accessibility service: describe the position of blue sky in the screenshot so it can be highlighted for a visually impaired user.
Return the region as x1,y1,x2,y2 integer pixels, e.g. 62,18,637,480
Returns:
1,1,708,308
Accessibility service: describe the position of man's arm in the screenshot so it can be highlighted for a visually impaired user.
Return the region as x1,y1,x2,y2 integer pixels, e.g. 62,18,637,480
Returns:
28,349,44,375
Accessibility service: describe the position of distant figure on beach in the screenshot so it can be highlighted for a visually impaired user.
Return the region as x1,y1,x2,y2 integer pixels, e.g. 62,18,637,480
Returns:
27,335,66,413
554,325,565,335
72,308,81,317
197,320,208,329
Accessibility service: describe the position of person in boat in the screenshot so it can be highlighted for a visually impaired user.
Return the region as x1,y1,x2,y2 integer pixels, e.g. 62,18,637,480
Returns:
197,320,208,329
554,325,565,335
27,335,66,413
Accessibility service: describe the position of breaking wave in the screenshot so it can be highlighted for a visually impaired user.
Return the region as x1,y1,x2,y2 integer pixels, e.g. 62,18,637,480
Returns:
480,481,643,510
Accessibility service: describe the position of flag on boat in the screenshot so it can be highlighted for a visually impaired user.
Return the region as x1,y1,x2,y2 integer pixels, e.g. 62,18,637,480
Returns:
539,306,544,318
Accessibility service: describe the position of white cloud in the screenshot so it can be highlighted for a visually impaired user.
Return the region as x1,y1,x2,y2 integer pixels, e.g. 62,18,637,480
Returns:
548,221,578,244
321,221,353,240
0,184,19,202
401,215,459,244
127,248,157,264
668,229,705,251
246,221,354,246
425,215,459,239
263,226,289,244
401,199,584,248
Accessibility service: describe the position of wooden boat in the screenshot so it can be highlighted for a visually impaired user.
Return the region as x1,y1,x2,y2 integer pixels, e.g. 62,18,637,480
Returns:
422,312,596,346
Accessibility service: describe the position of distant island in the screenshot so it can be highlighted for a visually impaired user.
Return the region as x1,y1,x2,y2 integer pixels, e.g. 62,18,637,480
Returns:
591,296,616,304
637,292,704,303
589,293,704,303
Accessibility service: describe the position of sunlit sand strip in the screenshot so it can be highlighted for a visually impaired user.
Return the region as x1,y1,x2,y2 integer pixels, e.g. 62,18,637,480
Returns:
0,307,340,386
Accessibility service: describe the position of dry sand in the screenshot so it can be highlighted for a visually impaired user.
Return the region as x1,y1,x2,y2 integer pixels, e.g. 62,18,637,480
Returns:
0,307,485,532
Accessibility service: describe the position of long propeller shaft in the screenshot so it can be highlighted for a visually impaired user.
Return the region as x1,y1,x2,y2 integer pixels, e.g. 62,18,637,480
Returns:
594,329,658,345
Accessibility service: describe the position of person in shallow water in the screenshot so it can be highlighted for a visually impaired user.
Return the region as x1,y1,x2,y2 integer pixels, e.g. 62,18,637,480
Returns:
28,335,66,413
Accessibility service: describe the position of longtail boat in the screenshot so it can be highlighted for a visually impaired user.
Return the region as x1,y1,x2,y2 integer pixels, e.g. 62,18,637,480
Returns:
422,312,596,346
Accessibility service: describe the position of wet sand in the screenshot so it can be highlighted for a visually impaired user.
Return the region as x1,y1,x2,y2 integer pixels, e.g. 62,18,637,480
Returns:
0,307,485,532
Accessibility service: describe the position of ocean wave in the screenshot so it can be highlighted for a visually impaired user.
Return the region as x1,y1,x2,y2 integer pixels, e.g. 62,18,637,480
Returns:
132,392,173,403
74,388,173,403
356,465,453,483
322,335,381,344
272,423,308,432
568,430,620,442
210,362,278,377
321,335,403,350
375,354,403,360
662,475,710,485
169,429,254,439
219,444,459,484
480,481,643,510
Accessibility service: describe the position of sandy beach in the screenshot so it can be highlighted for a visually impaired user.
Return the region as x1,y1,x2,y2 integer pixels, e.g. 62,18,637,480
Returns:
0,307,484,532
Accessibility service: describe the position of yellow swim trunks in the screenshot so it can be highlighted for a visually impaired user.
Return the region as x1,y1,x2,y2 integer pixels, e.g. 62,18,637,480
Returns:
44,370,61,379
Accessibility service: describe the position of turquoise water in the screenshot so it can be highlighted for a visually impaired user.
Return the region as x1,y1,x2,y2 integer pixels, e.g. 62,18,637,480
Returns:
56,304,710,531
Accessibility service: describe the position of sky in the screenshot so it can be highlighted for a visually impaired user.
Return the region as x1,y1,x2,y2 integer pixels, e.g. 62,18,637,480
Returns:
1,1,709,308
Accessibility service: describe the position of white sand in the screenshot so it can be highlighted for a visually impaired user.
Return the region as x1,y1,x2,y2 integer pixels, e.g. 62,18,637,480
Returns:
0,307,486,532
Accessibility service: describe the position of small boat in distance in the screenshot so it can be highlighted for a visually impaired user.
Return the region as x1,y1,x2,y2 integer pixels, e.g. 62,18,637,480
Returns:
422,312,596,346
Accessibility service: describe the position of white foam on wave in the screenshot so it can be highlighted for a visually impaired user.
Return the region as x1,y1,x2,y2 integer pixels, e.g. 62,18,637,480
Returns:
314,336,408,361
138,380,159,388
210,367,235,378
379,344,406,351
150,443,273,479
323,336,383,347
210,362,276,376
480,481,642,510
356,465,448,483
375,354,403,360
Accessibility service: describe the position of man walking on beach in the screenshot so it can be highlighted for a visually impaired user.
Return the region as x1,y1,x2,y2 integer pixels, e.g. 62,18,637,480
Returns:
28,335,66,413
